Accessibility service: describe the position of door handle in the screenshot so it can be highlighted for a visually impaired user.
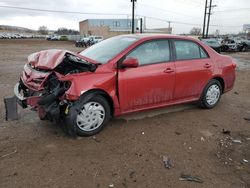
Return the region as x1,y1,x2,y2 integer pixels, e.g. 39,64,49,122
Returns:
204,63,211,68
164,68,174,73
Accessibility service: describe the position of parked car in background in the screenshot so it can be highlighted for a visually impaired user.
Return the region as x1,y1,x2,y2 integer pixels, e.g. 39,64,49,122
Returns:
201,38,222,53
221,39,249,52
14,34,236,136
75,37,91,47
52,35,61,41
239,39,250,52
89,36,103,44
59,35,68,41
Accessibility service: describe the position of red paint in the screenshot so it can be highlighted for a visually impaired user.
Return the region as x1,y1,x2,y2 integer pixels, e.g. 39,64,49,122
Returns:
21,34,236,116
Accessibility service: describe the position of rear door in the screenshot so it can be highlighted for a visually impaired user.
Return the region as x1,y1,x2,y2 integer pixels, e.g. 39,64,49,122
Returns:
118,39,175,113
173,39,213,100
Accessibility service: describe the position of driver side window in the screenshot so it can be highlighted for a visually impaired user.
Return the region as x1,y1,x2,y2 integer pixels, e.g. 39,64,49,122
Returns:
127,40,170,65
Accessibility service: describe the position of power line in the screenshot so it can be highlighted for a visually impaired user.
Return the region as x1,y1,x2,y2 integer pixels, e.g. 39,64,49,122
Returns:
137,2,199,19
214,8,250,13
0,4,243,29
0,5,129,16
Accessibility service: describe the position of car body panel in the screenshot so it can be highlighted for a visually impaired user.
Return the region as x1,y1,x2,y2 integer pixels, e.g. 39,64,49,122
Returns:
15,34,236,119
118,61,175,113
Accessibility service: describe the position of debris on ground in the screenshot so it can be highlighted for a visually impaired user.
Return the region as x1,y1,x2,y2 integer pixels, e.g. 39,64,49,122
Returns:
0,149,17,158
232,139,242,144
92,136,101,143
129,171,136,179
162,156,173,169
179,173,203,183
222,129,231,135
242,159,249,163
175,131,181,135
141,131,145,135
234,91,239,95
109,183,114,188
201,137,205,141
4,96,18,121
244,117,250,122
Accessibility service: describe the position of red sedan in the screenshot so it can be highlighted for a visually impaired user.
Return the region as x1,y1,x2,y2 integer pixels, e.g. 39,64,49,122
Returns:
14,34,236,136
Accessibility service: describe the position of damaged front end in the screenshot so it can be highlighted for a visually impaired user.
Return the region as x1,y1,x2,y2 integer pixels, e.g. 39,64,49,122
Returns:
9,49,98,135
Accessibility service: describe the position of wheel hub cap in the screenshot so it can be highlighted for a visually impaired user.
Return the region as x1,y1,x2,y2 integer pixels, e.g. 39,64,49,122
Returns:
206,84,220,106
76,102,105,132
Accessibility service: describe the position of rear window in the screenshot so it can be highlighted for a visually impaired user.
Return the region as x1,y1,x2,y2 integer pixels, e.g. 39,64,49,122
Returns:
174,40,208,60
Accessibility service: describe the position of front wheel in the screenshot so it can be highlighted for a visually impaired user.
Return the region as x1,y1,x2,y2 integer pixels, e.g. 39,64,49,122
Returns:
67,95,111,136
199,79,222,109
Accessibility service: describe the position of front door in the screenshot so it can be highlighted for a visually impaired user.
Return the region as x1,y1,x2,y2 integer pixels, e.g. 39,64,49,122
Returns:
118,39,175,113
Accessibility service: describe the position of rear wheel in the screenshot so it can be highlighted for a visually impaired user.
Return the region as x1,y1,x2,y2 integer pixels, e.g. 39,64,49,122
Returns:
69,95,111,136
199,79,222,109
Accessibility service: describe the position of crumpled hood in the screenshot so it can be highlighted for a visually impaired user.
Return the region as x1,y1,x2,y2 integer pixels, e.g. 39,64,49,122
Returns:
28,49,71,70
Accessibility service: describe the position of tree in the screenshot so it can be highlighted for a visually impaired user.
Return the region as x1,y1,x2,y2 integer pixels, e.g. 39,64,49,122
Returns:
190,27,201,35
54,28,79,35
38,26,48,35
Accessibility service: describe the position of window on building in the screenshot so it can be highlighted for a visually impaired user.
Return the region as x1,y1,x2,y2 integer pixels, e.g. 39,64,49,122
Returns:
128,21,132,27
113,21,120,27
100,21,104,26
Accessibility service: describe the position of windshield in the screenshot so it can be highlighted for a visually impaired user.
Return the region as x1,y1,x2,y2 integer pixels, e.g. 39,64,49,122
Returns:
80,36,139,64
207,41,218,44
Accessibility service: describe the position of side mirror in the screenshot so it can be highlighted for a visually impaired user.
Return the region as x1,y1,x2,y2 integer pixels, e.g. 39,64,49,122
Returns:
122,57,139,68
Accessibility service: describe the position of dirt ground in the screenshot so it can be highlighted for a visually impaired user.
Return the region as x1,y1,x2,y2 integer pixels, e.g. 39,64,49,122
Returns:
0,39,250,188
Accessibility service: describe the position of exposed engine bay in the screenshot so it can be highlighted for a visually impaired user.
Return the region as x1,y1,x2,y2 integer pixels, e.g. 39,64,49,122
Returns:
9,50,99,136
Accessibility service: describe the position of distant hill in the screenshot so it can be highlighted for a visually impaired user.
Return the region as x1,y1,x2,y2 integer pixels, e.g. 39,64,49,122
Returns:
0,25,37,33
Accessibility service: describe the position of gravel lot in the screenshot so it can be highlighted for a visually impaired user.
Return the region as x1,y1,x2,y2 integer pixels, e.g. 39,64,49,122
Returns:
0,39,250,188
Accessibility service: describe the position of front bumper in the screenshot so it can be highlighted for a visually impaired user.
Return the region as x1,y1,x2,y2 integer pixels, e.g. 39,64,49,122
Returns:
14,82,41,108
14,82,27,108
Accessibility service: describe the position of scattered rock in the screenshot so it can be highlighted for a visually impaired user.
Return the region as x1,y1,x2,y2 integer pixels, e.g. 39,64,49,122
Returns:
222,129,231,135
109,183,114,188
244,117,250,122
92,136,101,143
212,124,218,127
162,156,173,169
179,173,203,183
129,171,135,179
175,131,181,135
141,131,145,135
201,137,205,141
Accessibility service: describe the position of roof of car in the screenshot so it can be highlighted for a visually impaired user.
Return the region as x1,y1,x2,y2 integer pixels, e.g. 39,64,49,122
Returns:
120,33,196,40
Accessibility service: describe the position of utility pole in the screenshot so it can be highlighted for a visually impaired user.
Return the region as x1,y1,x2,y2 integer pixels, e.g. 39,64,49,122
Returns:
206,0,212,38
168,21,171,29
202,0,208,38
202,0,216,38
131,0,137,33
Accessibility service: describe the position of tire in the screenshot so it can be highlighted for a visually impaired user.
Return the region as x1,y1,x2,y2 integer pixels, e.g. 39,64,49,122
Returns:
67,95,111,136
199,79,222,109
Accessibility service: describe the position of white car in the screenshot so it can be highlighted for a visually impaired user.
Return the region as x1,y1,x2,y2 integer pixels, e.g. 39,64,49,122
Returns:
89,36,103,43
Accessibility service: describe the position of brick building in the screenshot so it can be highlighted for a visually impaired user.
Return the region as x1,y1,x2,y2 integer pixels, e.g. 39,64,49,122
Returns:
79,19,139,38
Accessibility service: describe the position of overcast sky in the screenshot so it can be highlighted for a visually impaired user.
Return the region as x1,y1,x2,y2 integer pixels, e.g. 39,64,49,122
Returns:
0,0,249,34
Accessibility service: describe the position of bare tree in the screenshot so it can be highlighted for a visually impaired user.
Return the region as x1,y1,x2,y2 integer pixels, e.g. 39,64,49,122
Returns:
190,27,201,35
38,26,48,35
